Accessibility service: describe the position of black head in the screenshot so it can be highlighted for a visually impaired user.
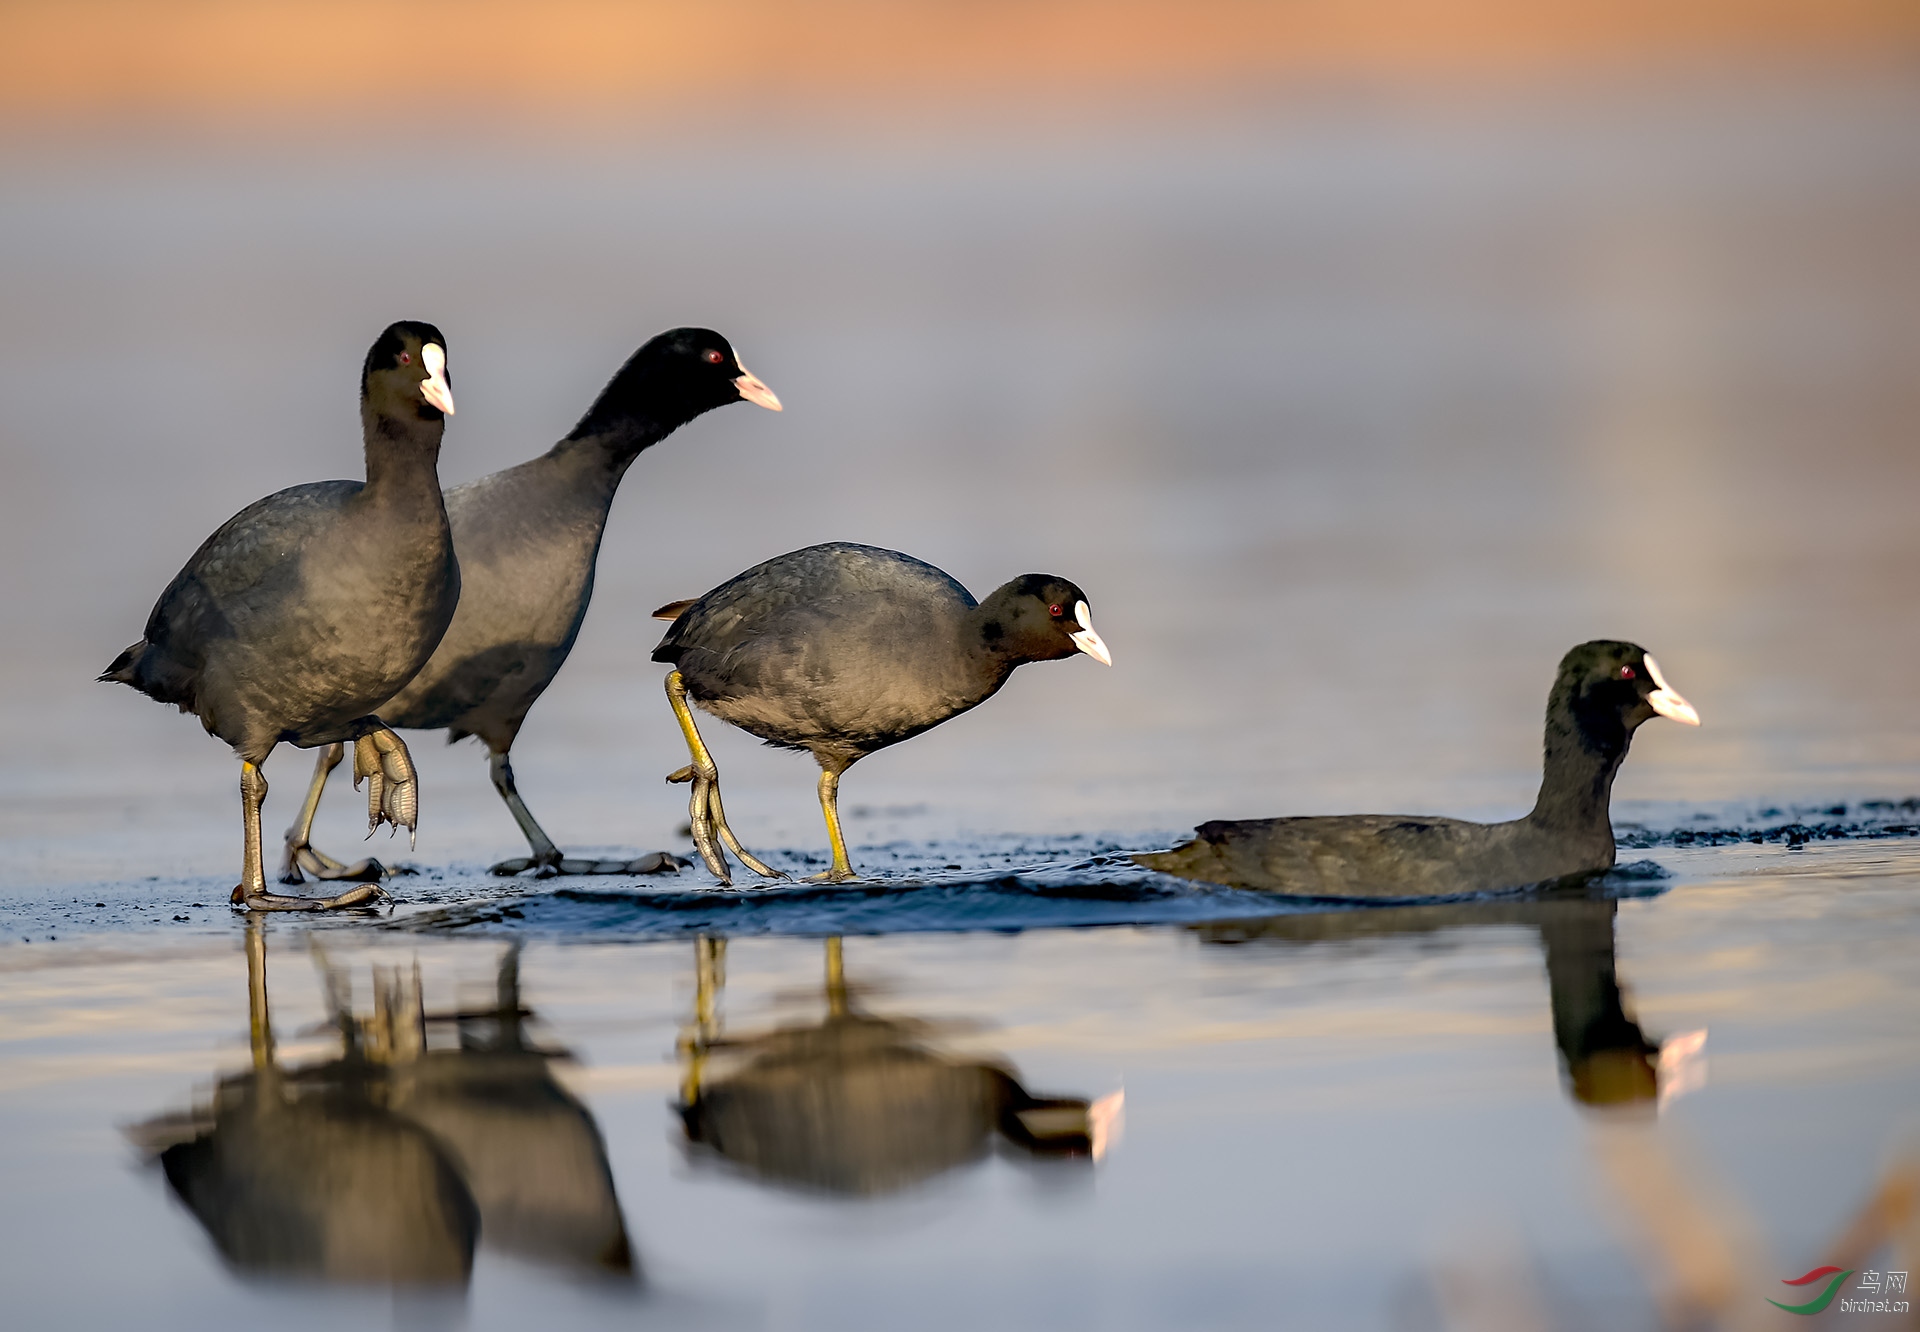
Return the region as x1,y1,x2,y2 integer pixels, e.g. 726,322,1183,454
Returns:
567,326,781,441
979,575,1112,666
361,321,455,423
1550,640,1700,758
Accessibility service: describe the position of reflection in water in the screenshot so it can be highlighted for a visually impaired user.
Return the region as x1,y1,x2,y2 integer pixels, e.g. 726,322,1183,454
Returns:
130,923,634,1285
1202,894,1758,1328
678,937,1121,1196
1198,893,1677,1110
1234,893,1920,1331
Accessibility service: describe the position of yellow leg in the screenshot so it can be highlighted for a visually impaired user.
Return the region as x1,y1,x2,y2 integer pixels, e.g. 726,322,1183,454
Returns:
803,766,856,883
705,781,781,879
284,743,339,864
233,756,390,913
664,672,784,885
238,760,268,903
666,672,728,881
278,743,387,884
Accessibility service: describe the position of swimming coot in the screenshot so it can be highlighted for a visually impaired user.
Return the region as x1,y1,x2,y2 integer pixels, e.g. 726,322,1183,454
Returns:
651,542,1111,884
273,329,780,883
101,322,461,911
1135,640,1699,899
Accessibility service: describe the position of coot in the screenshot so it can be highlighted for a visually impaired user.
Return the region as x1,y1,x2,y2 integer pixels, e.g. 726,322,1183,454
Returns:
276,329,780,882
101,322,460,911
1135,641,1699,898
651,542,1111,884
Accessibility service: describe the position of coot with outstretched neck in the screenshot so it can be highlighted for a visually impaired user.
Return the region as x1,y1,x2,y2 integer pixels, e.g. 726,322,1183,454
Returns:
276,328,781,883
651,542,1111,885
1135,641,1699,898
101,321,461,911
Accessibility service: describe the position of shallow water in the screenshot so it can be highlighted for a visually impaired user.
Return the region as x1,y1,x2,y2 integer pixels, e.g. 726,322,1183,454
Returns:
4,76,1920,1331
2,839,1917,1330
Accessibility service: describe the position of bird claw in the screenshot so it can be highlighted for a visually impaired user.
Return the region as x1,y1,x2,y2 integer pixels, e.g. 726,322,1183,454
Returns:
566,851,690,875
280,838,386,885
679,769,783,886
230,882,390,912
353,730,417,841
491,851,691,877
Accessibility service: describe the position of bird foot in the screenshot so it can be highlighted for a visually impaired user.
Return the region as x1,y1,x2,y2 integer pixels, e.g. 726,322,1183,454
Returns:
490,851,690,876
353,730,417,846
669,765,785,887
804,868,858,884
230,882,389,912
567,851,690,875
279,835,386,885
489,850,563,877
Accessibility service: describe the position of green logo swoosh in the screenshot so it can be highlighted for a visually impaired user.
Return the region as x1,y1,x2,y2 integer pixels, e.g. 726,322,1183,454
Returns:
1768,1269,1855,1315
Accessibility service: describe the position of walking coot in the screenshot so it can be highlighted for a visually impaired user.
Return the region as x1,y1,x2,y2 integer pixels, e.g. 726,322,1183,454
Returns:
275,329,781,883
651,542,1112,884
1135,641,1699,898
101,322,460,911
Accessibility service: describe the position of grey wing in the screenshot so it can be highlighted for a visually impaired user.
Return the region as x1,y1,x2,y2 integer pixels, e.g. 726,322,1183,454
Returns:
655,543,972,664
1143,815,1489,897
140,481,361,662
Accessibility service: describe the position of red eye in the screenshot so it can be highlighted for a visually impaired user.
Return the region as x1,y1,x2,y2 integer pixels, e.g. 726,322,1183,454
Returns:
1048,604,1063,617
1621,665,1636,680
702,349,725,365
399,351,411,365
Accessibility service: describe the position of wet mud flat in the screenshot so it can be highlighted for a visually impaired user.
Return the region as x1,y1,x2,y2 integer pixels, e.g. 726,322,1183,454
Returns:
1,833,1916,1330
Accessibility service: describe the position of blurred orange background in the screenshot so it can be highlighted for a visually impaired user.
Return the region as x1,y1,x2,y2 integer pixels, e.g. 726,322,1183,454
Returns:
5,0,1919,122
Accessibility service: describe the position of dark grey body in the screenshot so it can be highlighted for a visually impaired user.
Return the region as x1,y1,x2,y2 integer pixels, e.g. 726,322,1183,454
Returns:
104,445,456,763
655,543,1019,770
1138,641,1686,900
372,448,619,751
1141,810,1615,900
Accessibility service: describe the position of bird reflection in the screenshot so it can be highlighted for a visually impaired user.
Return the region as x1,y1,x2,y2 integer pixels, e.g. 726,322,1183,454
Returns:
1198,891,1670,1109
1198,892,1743,1327
677,936,1121,1196
130,922,635,1285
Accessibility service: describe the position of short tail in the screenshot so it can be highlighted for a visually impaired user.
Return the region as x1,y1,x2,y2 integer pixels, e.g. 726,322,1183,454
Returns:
100,638,197,712
99,640,147,686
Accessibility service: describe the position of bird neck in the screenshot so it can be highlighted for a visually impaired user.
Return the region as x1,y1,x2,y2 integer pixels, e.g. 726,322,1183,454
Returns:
961,595,1042,692
546,416,674,486
1526,686,1632,848
552,366,720,479
361,405,445,500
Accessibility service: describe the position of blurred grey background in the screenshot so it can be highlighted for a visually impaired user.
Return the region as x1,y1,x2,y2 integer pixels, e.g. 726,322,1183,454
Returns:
3,53,1919,882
